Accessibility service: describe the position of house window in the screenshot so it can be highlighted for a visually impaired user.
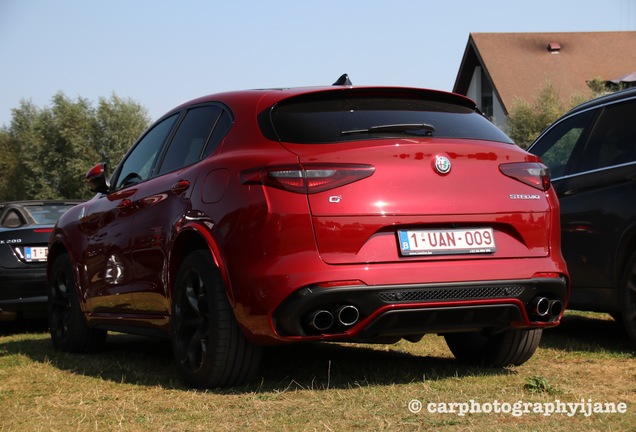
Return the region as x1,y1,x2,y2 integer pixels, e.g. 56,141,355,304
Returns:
480,68,494,118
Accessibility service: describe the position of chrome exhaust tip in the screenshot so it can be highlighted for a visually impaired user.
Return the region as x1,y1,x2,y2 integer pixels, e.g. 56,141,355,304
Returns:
336,305,360,326
307,310,334,331
529,297,550,317
548,300,563,318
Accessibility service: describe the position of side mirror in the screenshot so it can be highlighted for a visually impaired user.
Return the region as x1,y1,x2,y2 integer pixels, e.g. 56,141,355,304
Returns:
85,163,110,193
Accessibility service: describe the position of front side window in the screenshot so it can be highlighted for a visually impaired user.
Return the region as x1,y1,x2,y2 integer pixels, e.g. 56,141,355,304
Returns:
114,114,179,189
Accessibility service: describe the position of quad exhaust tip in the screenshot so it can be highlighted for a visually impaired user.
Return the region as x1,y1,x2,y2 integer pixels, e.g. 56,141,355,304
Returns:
307,310,334,331
548,299,563,317
529,296,563,320
530,297,550,317
336,305,360,327
307,304,360,332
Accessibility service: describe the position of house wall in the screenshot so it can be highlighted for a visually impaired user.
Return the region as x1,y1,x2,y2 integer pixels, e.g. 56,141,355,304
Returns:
466,66,480,104
466,66,508,131
492,95,507,131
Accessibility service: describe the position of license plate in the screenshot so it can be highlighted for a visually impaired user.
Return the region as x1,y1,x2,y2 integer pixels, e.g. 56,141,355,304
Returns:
398,227,496,256
24,246,48,262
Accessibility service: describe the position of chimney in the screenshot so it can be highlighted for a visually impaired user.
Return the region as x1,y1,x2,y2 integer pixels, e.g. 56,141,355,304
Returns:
547,42,561,54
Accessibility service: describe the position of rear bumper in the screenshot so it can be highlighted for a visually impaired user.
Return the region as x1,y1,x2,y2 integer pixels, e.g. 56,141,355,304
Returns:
0,267,48,314
273,277,568,341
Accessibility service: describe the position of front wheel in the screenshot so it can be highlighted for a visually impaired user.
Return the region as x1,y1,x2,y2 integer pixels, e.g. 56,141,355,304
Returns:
48,253,106,352
619,252,636,346
444,328,543,367
172,250,262,388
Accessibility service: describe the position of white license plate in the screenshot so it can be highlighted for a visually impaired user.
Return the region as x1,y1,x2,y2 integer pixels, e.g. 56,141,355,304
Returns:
24,246,48,262
398,227,496,256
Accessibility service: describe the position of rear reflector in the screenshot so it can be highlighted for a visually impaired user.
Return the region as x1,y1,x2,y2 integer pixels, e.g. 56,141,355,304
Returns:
241,164,375,194
499,162,550,191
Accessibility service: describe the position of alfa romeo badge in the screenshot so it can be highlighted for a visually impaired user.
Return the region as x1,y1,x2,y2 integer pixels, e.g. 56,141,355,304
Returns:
434,155,451,174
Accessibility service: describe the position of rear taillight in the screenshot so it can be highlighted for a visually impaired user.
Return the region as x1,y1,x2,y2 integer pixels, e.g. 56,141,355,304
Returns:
499,162,550,191
241,164,375,194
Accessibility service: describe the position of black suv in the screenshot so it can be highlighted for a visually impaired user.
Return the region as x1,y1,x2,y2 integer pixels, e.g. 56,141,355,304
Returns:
529,87,636,345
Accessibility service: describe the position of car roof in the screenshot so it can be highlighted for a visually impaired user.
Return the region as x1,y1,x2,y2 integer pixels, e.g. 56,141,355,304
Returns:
165,84,478,119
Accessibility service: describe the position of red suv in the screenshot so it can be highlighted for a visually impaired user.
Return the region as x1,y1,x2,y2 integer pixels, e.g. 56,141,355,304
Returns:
48,78,568,388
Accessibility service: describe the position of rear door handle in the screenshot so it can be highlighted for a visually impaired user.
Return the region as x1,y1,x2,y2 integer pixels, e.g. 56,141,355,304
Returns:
171,180,190,195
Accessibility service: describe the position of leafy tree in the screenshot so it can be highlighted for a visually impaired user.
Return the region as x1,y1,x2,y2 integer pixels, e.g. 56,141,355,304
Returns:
505,98,539,149
1,92,150,201
0,128,20,200
95,94,150,173
507,78,622,148
507,81,567,148
586,76,627,96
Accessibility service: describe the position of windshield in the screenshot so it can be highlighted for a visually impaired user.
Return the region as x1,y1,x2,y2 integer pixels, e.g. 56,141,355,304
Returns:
25,204,76,225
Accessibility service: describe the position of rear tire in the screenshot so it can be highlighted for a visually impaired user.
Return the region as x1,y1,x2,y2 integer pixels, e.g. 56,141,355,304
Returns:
619,252,636,346
444,328,542,367
48,253,106,352
172,250,262,388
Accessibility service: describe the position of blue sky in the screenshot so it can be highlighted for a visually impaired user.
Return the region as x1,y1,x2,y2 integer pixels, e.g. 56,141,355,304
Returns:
1,0,634,127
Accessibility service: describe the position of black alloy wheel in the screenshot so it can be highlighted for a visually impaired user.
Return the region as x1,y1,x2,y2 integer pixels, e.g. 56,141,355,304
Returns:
48,253,106,352
172,250,262,388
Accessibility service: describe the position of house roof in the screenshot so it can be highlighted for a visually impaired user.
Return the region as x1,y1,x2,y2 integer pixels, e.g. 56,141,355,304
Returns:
453,31,636,114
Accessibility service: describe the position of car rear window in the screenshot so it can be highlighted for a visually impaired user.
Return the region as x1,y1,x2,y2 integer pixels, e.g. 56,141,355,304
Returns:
260,91,513,144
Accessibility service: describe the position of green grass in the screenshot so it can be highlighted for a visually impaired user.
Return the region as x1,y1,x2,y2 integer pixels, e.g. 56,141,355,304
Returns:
0,311,634,431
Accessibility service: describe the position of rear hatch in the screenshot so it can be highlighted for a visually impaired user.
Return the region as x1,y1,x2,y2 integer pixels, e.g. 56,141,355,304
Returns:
261,88,553,264
0,226,52,268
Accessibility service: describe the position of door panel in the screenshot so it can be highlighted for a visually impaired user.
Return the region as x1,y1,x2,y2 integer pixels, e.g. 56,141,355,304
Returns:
127,172,196,315
125,105,226,315
79,188,138,313
555,163,636,290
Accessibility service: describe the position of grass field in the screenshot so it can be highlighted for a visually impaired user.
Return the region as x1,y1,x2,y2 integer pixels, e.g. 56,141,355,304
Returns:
0,311,634,431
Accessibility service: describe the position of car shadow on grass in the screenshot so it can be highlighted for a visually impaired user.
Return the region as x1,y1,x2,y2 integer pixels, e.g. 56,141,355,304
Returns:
257,340,513,393
3,312,632,393
540,311,636,355
0,317,48,336
0,330,508,392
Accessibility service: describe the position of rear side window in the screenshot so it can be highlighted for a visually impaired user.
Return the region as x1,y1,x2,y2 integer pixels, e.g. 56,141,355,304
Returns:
158,106,223,175
577,100,636,173
532,99,636,178
202,110,233,158
260,92,513,144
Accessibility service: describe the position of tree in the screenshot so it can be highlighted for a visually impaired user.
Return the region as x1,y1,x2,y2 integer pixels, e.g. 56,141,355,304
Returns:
0,92,150,201
0,128,20,200
506,78,621,149
507,81,568,148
